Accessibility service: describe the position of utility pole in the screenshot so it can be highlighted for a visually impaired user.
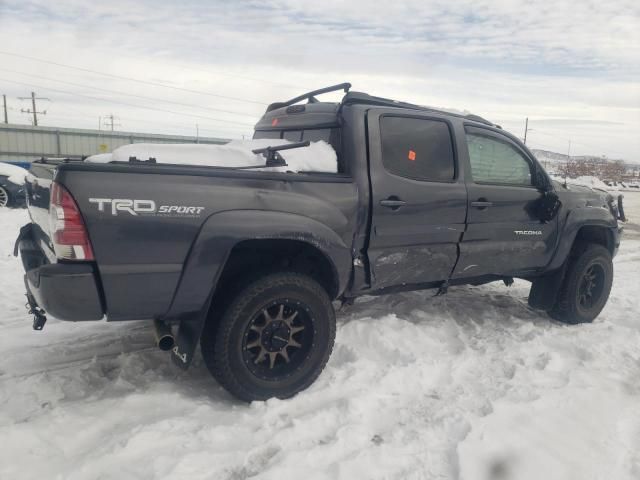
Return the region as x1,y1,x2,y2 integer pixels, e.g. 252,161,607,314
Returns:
196,123,200,144
523,117,529,145
567,140,571,160
103,113,120,132
2,94,7,124
18,91,49,126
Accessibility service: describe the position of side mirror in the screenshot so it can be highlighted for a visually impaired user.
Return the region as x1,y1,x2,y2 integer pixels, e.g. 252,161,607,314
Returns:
534,191,561,223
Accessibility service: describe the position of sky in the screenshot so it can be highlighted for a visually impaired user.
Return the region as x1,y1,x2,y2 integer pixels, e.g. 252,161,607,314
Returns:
0,0,638,160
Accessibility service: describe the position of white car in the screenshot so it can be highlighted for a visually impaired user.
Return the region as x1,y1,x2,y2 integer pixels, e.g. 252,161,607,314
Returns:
0,162,28,208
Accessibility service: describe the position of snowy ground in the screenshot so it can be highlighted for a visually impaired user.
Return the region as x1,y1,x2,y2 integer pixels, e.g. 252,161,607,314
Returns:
1,194,639,480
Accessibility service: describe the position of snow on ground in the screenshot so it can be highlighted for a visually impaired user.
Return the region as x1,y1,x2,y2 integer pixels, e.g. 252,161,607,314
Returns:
1,196,640,480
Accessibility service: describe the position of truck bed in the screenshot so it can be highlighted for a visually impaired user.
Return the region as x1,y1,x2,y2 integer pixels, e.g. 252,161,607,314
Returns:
25,160,358,321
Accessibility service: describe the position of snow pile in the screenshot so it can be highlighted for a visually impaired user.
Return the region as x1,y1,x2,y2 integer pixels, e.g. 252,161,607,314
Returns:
1,203,640,478
569,175,611,190
85,139,338,173
551,174,616,192
83,153,113,164
0,162,27,185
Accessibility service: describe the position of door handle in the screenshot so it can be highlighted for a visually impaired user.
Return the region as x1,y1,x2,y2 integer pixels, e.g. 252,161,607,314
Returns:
470,200,493,209
380,198,406,209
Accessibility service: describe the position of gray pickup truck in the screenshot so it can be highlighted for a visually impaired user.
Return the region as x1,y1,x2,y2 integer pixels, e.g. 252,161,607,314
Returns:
15,84,625,401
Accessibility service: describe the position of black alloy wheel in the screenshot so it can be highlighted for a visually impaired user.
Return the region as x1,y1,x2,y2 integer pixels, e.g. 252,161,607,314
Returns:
577,263,606,311
200,272,335,402
242,301,314,381
550,243,613,324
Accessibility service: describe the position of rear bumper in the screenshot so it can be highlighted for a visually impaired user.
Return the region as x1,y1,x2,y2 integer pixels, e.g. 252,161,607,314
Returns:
16,224,104,321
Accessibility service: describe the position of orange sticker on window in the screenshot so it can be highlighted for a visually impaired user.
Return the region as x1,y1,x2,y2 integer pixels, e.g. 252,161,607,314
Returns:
271,118,279,126
408,150,416,161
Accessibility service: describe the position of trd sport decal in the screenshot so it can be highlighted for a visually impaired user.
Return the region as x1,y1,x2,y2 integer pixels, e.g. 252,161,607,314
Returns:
89,198,205,217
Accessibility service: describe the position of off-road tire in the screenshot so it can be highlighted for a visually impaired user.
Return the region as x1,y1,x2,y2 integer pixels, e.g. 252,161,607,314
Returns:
200,272,335,402
549,244,613,324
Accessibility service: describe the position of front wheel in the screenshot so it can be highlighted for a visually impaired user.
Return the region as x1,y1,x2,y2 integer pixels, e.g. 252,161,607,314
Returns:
549,244,613,324
201,272,336,402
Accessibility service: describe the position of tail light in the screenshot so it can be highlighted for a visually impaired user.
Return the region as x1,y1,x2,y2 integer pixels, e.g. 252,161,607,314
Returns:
50,182,94,260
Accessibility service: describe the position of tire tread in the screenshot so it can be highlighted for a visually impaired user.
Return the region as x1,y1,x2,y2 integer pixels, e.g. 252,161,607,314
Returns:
200,272,335,401
549,243,613,324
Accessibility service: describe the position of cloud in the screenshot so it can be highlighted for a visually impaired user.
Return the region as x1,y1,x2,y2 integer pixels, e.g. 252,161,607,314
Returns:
0,0,638,159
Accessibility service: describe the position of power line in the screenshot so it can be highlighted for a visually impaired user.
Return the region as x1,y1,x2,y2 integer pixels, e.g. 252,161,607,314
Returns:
44,108,250,136
0,68,262,118
0,51,267,106
0,78,256,127
103,113,121,132
43,109,250,140
523,117,532,145
17,91,49,126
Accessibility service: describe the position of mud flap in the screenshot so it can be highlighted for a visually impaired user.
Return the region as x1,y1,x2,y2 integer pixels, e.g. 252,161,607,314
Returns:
13,223,33,257
171,295,214,370
528,263,568,310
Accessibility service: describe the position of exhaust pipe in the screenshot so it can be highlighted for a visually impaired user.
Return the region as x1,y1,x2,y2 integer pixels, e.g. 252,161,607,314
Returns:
153,319,175,351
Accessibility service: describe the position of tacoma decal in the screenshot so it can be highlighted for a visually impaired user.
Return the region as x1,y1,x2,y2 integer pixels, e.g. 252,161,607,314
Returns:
514,230,543,236
89,198,204,217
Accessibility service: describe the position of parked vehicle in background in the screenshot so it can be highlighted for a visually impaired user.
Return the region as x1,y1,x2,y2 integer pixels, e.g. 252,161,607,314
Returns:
0,162,27,208
15,84,626,401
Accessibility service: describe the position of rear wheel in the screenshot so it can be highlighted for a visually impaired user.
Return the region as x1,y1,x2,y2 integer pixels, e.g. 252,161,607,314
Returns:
0,185,9,208
200,272,336,402
549,244,613,324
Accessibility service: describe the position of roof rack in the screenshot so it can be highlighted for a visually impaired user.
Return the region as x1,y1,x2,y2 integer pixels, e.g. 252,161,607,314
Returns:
33,156,82,164
264,83,495,127
266,83,351,113
463,114,494,127
342,92,495,126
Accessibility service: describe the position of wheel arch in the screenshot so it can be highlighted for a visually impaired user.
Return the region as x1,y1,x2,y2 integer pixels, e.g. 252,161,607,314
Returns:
167,209,351,318
217,238,341,300
167,210,351,369
546,205,618,272
572,225,614,255
530,217,616,311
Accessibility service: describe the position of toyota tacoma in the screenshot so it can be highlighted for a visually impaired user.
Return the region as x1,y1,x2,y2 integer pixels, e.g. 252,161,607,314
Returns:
15,83,625,401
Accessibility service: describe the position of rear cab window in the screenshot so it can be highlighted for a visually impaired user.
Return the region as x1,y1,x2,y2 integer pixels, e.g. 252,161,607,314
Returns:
253,128,343,172
379,116,455,182
252,101,344,172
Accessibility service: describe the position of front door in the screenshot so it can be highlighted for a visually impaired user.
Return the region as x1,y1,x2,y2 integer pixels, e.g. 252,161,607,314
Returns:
366,111,468,290
453,126,558,278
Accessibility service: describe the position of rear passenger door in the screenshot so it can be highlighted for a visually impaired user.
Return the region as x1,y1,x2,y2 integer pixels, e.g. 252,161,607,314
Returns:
366,111,468,290
453,126,557,278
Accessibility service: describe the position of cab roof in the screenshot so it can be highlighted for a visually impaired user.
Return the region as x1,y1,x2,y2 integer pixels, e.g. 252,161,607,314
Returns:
259,82,497,129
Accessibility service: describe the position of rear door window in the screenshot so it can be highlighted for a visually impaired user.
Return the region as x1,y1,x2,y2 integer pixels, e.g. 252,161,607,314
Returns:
380,116,455,182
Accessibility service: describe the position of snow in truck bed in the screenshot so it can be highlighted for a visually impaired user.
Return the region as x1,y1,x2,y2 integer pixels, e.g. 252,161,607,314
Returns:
85,139,339,173
1,195,640,479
